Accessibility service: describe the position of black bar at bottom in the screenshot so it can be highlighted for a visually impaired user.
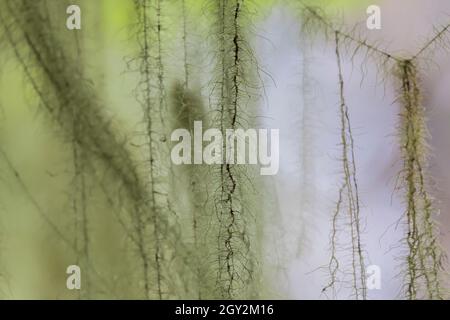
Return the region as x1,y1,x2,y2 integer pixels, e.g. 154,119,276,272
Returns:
0,300,447,319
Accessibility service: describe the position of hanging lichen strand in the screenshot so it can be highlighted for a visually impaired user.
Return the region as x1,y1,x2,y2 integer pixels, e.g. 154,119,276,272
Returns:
396,60,443,300
181,0,189,89
133,0,156,299
69,0,90,299
163,0,218,299
133,0,176,299
321,32,367,300
210,0,258,299
169,82,211,298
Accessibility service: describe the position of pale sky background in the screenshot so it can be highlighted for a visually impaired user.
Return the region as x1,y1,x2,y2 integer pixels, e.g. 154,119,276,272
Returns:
256,0,450,299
